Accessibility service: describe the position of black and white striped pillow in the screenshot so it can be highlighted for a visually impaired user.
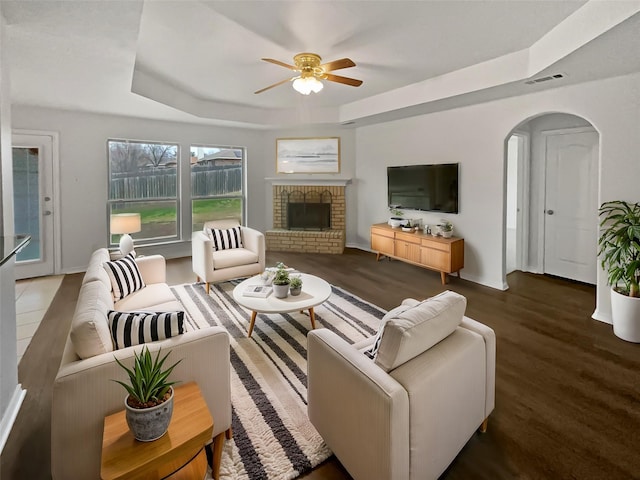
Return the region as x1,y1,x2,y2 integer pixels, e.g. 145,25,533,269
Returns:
107,310,185,350
206,226,243,251
103,253,145,300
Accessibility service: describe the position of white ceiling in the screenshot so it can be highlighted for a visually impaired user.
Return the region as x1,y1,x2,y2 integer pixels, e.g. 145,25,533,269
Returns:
3,1,640,129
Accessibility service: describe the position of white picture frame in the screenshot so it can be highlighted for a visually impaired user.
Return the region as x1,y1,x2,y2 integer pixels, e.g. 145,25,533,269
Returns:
276,137,340,173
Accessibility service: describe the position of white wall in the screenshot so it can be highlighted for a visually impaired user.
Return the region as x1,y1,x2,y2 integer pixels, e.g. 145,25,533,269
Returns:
11,106,269,273
354,72,640,323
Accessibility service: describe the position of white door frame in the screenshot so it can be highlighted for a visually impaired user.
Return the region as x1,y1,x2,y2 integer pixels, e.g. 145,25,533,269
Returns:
504,131,530,283
12,129,61,277
537,126,598,275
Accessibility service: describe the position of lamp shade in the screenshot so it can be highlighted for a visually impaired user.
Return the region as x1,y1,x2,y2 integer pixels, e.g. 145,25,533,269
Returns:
292,76,323,95
110,213,141,235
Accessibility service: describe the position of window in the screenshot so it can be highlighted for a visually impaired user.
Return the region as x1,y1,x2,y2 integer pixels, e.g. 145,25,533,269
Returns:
108,140,179,246
190,145,244,232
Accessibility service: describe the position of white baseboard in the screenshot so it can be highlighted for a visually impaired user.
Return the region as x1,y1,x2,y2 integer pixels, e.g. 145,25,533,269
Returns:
0,385,26,455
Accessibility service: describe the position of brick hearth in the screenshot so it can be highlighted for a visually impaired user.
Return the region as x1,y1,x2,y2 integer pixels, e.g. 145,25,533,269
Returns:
266,184,345,254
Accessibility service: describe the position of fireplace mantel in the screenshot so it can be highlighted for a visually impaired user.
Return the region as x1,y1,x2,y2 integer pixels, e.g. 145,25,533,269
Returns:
265,177,352,187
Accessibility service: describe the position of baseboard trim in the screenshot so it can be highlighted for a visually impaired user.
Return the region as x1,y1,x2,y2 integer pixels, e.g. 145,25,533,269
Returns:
0,384,26,455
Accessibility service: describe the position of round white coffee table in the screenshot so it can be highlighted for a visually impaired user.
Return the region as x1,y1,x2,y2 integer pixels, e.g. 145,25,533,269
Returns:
233,273,332,337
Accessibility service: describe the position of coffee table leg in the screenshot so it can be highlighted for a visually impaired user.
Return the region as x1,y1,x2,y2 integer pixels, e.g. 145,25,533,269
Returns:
247,311,258,337
308,307,316,330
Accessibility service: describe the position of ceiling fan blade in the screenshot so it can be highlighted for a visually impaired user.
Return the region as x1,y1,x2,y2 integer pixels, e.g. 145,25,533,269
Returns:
261,58,298,71
254,77,293,94
319,58,356,72
323,73,363,87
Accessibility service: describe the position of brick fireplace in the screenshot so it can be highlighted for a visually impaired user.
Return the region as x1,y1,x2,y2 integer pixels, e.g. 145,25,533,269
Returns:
265,182,348,254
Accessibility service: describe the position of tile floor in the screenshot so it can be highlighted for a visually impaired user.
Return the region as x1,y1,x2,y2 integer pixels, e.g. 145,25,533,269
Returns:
15,275,65,364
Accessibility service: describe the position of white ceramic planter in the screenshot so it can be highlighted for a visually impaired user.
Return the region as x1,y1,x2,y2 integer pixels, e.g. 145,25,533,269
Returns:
273,283,290,298
610,288,640,343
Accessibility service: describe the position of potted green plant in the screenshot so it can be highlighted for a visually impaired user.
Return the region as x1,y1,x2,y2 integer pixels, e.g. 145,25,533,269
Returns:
388,207,404,228
598,200,640,342
289,276,303,296
113,346,182,441
441,221,453,238
272,263,291,298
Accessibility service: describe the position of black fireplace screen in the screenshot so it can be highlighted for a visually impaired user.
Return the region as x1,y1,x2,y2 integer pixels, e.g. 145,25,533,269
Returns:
283,190,332,231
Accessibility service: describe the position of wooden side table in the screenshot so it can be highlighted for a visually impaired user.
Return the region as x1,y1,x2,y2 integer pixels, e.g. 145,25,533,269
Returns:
101,382,214,480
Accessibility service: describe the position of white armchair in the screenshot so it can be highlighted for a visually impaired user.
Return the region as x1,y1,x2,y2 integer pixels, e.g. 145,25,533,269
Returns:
192,219,266,293
307,292,496,480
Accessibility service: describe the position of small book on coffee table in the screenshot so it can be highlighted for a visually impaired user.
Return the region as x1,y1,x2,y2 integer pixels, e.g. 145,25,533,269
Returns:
243,285,273,298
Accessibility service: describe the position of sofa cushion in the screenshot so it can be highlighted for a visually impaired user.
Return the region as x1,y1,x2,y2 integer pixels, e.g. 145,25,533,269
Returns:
70,280,115,359
107,310,185,349
212,248,259,269
374,291,466,372
206,226,243,251
114,283,178,311
103,253,145,300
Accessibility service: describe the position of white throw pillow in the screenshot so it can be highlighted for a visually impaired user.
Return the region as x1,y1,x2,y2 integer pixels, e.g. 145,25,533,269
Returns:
364,302,416,359
103,253,145,300
373,290,466,372
107,310,185,349
205,226,243,251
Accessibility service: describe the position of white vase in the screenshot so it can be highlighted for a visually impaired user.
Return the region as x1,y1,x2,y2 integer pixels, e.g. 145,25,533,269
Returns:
610,288,640,343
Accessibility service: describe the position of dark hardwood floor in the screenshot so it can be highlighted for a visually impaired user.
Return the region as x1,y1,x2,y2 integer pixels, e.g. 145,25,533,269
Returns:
2,248,639,479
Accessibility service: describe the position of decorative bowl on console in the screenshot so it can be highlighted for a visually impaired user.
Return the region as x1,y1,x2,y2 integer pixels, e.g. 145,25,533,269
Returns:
388,217,403,228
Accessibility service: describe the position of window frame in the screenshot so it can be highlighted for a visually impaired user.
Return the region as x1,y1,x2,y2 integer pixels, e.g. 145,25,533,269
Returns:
107,138,181,248
190,143,246,234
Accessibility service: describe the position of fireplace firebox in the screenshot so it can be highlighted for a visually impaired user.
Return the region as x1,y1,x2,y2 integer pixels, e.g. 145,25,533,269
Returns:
283,190,332,231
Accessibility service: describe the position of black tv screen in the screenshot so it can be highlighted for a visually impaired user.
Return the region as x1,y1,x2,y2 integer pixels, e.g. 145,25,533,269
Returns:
387,163,459,214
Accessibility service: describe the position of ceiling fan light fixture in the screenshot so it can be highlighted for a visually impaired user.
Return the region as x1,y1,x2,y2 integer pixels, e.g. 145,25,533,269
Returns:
292,76,323,95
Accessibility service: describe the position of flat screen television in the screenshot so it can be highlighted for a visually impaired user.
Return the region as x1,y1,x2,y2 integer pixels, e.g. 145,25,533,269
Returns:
387,163,459,214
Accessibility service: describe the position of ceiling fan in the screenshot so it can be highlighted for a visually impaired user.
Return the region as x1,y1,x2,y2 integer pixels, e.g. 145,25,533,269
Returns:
255,52,363,95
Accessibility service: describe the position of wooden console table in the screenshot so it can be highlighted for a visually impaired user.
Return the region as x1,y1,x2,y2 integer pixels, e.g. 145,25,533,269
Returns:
101,382,213,480
371,223,464,284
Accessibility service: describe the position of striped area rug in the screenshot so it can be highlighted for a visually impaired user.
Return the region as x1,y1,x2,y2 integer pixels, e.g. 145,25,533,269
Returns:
170,280,386,480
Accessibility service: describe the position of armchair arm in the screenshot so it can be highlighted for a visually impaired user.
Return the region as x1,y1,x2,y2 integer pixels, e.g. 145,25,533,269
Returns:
135,254,166,284
241,227,266,271
307,329,409,480
192,230,215,281
52,327,231,480
461,316,496,417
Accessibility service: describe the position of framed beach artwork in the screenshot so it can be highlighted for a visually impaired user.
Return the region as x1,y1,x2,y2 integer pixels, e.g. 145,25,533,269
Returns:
276,137,340,173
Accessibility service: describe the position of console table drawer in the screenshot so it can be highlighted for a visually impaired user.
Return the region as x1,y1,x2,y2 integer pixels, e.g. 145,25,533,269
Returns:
395,231,421,244
421,238,451,252
371,226,395,239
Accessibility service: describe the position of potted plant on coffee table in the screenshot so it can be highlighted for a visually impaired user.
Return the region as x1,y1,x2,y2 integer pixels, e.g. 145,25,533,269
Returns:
289,276,303,296
598,200,640,342
113,346,182,441
272,263,291,298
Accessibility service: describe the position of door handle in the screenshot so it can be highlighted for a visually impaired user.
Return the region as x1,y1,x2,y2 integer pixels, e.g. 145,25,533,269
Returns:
546,209,554,215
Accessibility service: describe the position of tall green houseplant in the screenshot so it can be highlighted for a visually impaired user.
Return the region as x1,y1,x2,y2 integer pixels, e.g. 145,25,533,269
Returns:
598,200,640,297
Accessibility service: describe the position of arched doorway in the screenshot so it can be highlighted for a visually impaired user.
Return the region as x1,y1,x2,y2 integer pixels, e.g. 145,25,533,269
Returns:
503,112,600,288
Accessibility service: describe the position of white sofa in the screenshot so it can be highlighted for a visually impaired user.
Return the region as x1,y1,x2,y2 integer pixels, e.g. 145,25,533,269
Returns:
51,248,232,480
192,219,265,293
308,292,496,480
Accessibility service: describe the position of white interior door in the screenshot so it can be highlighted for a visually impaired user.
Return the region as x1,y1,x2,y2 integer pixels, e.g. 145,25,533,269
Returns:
543,129,598,284
12,133,56,279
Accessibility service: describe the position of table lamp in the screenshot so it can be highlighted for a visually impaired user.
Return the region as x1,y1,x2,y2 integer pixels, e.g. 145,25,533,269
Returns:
110,213,141,256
